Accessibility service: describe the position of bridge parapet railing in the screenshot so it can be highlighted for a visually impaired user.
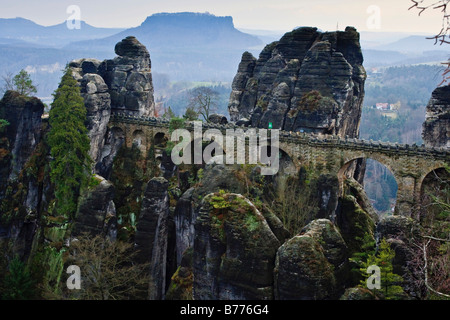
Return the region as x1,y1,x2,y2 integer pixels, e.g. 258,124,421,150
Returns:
109,114,449,160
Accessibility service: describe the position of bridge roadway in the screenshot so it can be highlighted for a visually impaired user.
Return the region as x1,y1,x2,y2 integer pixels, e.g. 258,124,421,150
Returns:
109,113,449,217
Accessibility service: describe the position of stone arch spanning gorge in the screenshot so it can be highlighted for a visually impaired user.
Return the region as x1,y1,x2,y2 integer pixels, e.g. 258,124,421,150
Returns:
67,32,448,220
108,113,449,218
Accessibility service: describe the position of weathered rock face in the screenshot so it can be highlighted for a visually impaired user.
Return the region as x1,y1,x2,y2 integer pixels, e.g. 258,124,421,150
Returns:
274,234,336,300
69,63,111,164
336,178,377,255
274,219,348,300
101,36,155,117
73,175,117,240
95,126,125,178
376,216,420,276
193,192,280,300
134,177,170,300
422,84,450,148
300,219,349,287
173,188,196,266
69,36,155,174
208,113,228,124
0,91,47,260
228,26,366,138
0,91,44,182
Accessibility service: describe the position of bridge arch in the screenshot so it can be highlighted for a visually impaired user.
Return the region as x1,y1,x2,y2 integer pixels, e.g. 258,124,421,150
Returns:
108,116,448,218
110,126,125,138
418,166,449,222
339,152,395,176
154,132,167,148
108,126,125,150
132,129,146,150
338,156,398,214
418,165,449,195
274,147,296,176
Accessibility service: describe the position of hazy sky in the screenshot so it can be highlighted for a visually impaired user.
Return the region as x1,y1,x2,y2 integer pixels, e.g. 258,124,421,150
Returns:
0,0,444,34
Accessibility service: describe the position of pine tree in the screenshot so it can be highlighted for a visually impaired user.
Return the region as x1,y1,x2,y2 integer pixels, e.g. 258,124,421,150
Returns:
47,66,91,217
351,232,376,266
0,119,9,132
359,238,404,299
183,105,199,121
162,106,176,119
1,256,36,300
13,69,37,97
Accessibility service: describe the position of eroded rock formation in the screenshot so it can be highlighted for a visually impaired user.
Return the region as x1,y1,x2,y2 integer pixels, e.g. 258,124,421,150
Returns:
69,36,156,176
423,84,450,149
0,91,45,258
103,36,155,117
274,219,348,300
228,26,366,138
0,91,44,182
70,36,155,118
135,177,170,300
193,192,280,300
73,175,117,240
70,66,111,164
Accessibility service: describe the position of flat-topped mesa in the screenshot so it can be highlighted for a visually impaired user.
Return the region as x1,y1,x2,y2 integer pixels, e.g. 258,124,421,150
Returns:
422,84,450,149
228,26,366,138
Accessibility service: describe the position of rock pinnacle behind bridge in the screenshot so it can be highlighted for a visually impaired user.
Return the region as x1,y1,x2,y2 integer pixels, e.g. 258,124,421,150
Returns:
70,36,155,118
69,36,155,164
228,26,366,139
423,84,450,149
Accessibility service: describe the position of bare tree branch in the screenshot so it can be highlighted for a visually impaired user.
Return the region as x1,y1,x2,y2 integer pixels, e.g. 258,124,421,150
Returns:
421,239,450,298
410,1,450,84
187,86,219,122
422,235,450,241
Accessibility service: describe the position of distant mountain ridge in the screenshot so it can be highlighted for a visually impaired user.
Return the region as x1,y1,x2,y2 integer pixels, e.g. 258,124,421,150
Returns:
0,13,448,98
0,12,265,97
372,35,449,53
67,12,263,51
0,17,125,47
64,12,264,82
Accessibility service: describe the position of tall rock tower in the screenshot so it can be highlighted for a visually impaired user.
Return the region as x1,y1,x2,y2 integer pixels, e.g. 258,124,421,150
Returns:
71,36,155,118
69,36,156,169
228,26,366,138
422,84,450,149
103,36,155,117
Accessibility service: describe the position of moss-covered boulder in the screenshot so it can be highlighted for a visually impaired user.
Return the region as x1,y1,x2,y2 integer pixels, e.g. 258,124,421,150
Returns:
336,193,376,256
274,234,336,300
192,163,247,200
166,247,193,300
300,219,350,291
73,175,117,239
193,192,280,300
344,177,378,222
376,215,420,295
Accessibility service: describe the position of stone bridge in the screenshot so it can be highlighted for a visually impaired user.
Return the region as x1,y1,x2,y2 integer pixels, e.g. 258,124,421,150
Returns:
109,113,449,217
